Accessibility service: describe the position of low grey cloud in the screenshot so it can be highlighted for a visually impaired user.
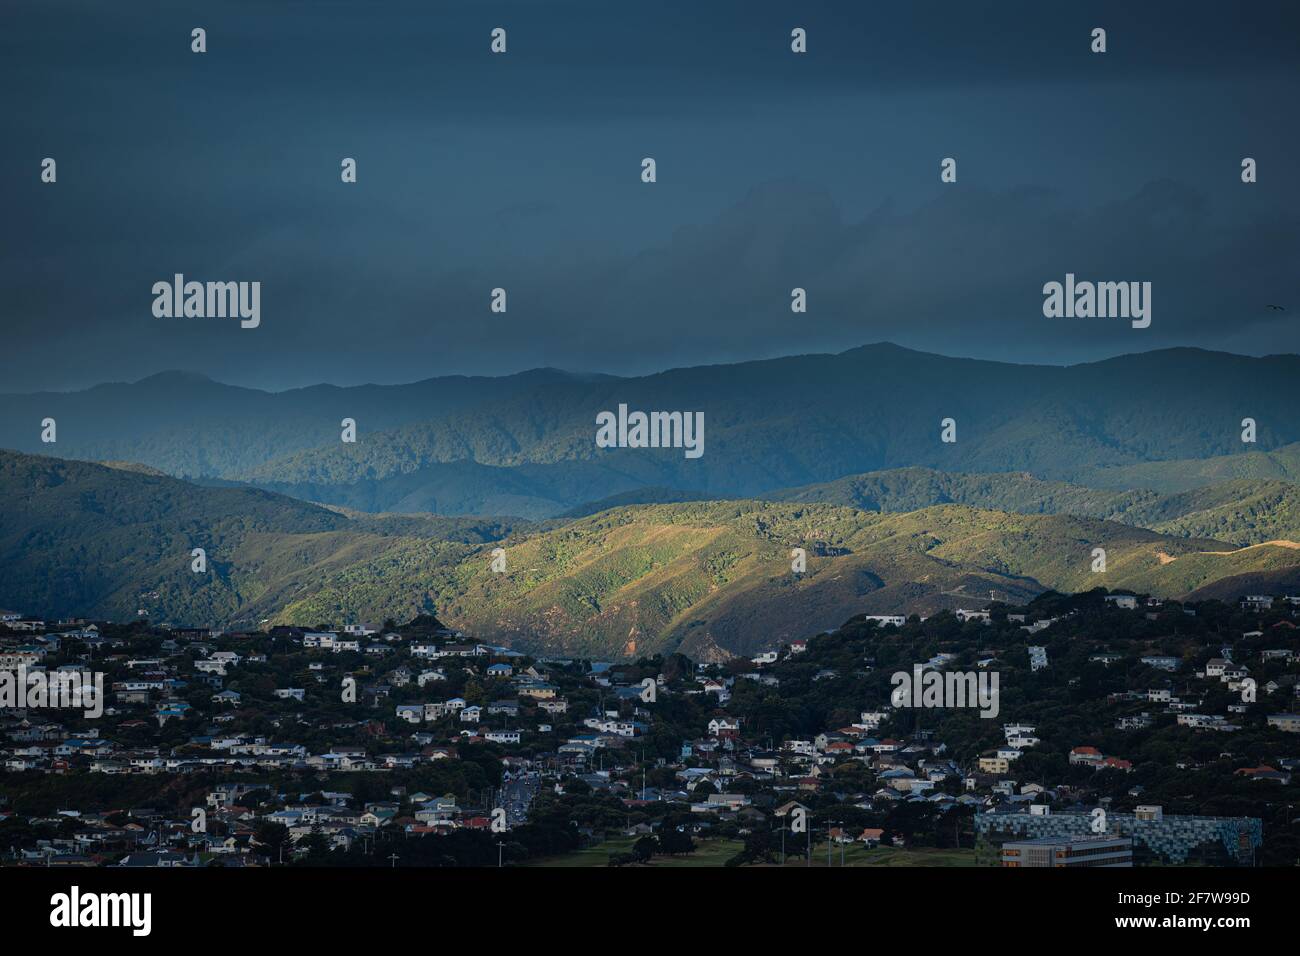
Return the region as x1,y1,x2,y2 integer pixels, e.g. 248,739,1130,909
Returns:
2,0,1297,391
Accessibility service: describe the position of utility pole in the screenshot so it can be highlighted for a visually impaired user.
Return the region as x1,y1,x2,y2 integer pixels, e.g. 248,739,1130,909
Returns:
497,841,506,868
387,852,399,868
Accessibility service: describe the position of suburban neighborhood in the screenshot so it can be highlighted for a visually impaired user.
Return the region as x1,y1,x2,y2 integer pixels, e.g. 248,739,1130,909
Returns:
2,589,1297,868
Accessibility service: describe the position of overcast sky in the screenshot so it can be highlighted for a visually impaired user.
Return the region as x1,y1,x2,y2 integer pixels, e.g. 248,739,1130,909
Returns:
3,0,1298,391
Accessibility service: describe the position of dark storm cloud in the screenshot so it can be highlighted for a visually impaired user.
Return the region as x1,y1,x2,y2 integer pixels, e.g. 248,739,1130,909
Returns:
1,0,1297,391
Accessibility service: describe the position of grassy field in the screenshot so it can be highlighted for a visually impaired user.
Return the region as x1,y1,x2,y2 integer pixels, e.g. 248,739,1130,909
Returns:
527,835,977,868
765,844,977,867
526,835,743,867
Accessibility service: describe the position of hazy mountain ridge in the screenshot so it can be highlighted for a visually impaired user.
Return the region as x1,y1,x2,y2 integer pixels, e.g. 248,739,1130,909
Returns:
0,367,601,480
239,345,1300,516
3,345,1299,516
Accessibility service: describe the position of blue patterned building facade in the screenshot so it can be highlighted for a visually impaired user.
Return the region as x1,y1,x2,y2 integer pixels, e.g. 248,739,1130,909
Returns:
975,809,1262,865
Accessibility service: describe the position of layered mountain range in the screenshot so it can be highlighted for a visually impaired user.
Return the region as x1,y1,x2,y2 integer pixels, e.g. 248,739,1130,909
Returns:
4,344,1299,519
3,345,1299,658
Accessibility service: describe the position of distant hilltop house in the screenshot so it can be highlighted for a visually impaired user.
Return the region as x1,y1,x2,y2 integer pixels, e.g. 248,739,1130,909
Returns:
864,615,907,627
395,705,424,724
1205,658,1231,677
1267,714,1300,733
0,648,44,668
857,710,888,730
439,644,488,658
517,682,557,700
1004,724,1039,748
1236,765,1293,784
299,631,359,652
978,756,1011,774
1177,713,1239,732
708,717,741,739
1116,712,1153,730
1241,595,1274,610
1068,746,1131,771
1104,594,1138,609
